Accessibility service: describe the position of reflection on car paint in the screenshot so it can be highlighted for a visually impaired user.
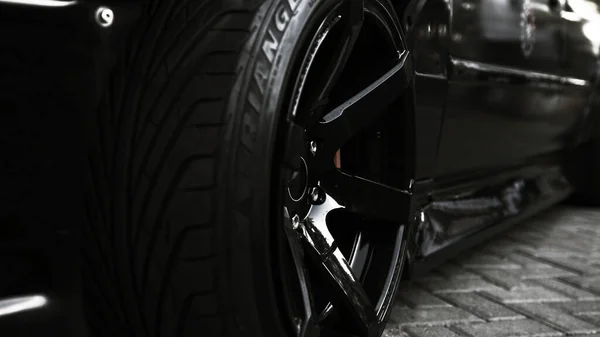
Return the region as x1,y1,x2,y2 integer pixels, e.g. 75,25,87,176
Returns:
0,0,76,6
451,58,589,87
0,295,48,317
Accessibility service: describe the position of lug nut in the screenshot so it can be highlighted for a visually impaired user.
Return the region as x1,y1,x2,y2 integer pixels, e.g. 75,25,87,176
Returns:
308,187,325,205
291,214,300,229
95,7,114,28
309,141,318,155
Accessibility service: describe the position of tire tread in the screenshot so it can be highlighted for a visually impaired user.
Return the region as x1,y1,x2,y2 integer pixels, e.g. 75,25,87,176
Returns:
84,1,260,336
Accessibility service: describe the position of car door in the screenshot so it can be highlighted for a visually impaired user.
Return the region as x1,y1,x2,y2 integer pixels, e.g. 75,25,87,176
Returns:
434,0,585,176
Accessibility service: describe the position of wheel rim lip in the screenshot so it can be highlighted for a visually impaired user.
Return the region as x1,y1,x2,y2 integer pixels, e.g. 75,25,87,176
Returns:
287,1,404,125
288,11,343,121
274,0,409,335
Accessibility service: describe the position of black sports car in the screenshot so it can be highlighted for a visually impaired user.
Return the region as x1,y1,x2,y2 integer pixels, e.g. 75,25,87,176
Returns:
1,0,600,336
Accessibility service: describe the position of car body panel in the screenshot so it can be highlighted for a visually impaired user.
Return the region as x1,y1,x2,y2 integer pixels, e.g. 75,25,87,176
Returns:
409,156,574,277
449,0,567,76
437,59,590,175
404,0,599,275
436,0,596,176
404,0,450,180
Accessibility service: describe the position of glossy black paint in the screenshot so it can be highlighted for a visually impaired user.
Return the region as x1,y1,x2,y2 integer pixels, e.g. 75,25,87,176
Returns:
401,0,451,179
402,0,600,275
402,0,600,178
436,1,595,175
0,0,599,335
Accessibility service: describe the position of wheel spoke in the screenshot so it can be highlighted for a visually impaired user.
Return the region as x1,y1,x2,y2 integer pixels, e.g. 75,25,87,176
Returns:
279,1,411,335
321,170,410,223
374,226,407,317
299,194,379,337
311,0,365,108
283,208,320,337
322,249,378,336
300,191,342,256
344,0,365,31
310,51,413,157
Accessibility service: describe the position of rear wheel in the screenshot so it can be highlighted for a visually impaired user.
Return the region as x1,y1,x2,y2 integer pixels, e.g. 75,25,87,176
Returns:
83,0,413,336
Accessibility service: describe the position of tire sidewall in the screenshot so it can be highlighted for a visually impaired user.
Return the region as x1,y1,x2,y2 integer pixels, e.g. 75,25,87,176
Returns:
222,0,344,335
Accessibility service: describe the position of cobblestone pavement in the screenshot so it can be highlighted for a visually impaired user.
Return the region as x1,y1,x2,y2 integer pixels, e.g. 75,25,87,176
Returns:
383,206,600,337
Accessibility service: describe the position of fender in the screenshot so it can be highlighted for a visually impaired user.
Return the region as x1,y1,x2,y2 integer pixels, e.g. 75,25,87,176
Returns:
393,0,452,180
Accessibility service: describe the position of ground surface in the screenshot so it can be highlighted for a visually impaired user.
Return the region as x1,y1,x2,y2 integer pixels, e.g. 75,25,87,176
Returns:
383,206,600,337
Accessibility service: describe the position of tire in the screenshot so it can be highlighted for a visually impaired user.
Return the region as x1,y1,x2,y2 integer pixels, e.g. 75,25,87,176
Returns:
84,0,302,336
83,0,409,336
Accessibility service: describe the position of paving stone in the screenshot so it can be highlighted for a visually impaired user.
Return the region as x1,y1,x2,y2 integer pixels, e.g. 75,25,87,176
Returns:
512,303,600,334
389,207,600,336
418,278,504,294
418,271,446,281
382,327,408,337
504,253,557,269
483,286,571,303
438,293,524,321
529,278,599,300
403,326,462,337
535,255,598,275
562,275,600,294
518,247,586,258
394,302,411,310
390,307,482,327
396,287,451,309
580,313,600,326
508,231,548,243
486,239,533,253
471,268,526,290
556,300,600,315
519,267,576,280
435,264,481,280
460,254,522,270
453,320,562,337
508,234,557,249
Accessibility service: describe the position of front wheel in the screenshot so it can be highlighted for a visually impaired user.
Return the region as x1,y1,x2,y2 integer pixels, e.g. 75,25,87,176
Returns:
83,0,414,336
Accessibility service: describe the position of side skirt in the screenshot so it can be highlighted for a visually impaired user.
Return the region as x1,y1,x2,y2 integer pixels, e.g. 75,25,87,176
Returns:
407,158,574,279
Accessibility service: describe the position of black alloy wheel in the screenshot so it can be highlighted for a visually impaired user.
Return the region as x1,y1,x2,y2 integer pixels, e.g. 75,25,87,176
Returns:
273,1,413,336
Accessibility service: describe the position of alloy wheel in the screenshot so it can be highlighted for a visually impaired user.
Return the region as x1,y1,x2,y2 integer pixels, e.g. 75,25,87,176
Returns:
274,1,414,336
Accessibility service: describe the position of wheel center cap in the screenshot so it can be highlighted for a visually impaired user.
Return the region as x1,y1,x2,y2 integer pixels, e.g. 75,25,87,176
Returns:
287,157,309,202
